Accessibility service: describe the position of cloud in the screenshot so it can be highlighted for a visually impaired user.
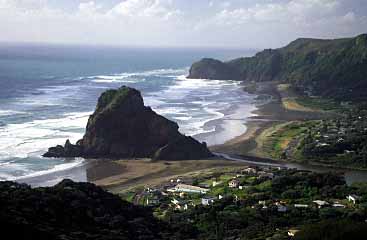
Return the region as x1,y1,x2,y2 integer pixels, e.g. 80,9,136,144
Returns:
0,0,365,48
109,0,181,19
78,1,102,15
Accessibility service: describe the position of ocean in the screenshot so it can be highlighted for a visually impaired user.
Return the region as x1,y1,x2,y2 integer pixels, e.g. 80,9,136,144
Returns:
0,43,257,183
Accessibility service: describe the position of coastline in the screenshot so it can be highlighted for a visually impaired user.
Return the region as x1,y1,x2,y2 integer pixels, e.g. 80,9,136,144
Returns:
212,81,367,172
17,80,367,191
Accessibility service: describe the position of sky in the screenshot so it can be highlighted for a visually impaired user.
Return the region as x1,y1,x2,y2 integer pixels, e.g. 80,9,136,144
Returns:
0,0,366,49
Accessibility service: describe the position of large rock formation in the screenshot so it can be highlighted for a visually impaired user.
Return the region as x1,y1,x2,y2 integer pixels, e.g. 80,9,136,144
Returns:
0,180,166,240
188,34,367,101
44,86,212,160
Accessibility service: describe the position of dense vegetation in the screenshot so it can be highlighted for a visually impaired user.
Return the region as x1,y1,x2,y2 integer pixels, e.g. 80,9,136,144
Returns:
3,169,367,240
265,106,367,168
161,170,367,240
0,180,168,240
189,34,367,101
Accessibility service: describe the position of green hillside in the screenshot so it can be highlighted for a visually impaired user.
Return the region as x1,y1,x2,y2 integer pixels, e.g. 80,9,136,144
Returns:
189,34,367,101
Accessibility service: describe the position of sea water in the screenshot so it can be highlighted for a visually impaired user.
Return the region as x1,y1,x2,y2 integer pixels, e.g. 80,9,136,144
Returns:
0,43,256,182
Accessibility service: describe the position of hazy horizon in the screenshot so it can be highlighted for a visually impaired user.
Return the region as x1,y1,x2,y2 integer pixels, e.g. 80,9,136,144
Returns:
1,0,366,49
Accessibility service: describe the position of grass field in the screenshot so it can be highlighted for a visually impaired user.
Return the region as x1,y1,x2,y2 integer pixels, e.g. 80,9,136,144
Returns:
261,121,317,159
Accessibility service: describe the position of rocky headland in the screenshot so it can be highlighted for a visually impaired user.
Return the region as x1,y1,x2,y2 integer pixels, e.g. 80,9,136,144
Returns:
188,34,367,101
44,86,212,160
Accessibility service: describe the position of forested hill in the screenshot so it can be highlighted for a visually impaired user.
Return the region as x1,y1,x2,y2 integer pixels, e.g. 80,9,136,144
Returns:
188,34,367,101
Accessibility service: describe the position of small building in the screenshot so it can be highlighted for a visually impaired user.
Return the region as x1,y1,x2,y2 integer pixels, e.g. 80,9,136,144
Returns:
228,179,240,188
275,202,288,212
313,200,329,208
347,194,361,204
212,180,223,187
146,197,160,206
202,196,216,206
242,167,257,175
171,198,188,211
294,204,309,208
332,203,346,208
288,229,300,237
167,184,209,194
258,200,266,207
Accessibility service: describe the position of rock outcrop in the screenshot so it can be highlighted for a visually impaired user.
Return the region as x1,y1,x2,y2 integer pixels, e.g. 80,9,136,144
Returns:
0,180,166,240
44,86,213,160
188,58,241,80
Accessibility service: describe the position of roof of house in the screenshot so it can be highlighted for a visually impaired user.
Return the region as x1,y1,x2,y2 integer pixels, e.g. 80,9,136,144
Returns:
173,184,209,192
313,200,329,205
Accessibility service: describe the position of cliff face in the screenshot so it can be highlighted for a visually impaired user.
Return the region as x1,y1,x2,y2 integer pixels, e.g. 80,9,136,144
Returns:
44,86,212,160
188,34,367,100
0,180,165,240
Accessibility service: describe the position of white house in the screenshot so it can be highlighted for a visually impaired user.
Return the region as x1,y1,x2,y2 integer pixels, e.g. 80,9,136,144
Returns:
347,194,361,204
288,229,300,237
242,167,257,175
313,200,329,208
146,197,160,206
171,198,188,211
202,196,216,206
332,203,346,208
167,184,209,194
294,204,309,208
212,180,223,187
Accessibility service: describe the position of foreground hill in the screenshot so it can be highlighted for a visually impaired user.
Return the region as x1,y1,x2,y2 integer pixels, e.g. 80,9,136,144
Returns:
189,34,367,100
0,180,166,240
44,86,212,160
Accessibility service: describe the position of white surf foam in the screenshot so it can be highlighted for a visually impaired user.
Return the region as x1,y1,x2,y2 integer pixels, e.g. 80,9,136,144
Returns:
0,111,90,161
5,158,85,181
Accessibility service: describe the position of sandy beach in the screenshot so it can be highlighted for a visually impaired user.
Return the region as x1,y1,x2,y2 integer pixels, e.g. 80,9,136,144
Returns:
211,81,329,157
19,81,339,192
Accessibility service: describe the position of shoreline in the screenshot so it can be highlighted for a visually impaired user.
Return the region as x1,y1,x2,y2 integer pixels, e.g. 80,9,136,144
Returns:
16,80,367,190
212,81,367,172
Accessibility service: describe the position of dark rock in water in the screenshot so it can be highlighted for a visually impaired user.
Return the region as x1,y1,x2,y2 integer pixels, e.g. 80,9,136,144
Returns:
44,86,213,160
0,180,166,240
43,139,83,158
153,136,212,160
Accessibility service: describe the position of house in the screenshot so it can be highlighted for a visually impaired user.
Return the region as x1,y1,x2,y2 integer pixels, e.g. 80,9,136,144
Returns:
275,202,287,212
294,204,309,208
171,198,188,211
146,196,160,206
288,229,300,237
228,179,240,188
212,180,223,187
258,200,267,208
202,196,216,206
332,203,346,208
313,200,329,208
347,194,361,204
167,184,209,194
242,167,257,175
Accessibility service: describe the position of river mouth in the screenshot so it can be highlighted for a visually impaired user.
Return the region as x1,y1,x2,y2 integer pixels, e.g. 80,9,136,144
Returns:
215,152,367,185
